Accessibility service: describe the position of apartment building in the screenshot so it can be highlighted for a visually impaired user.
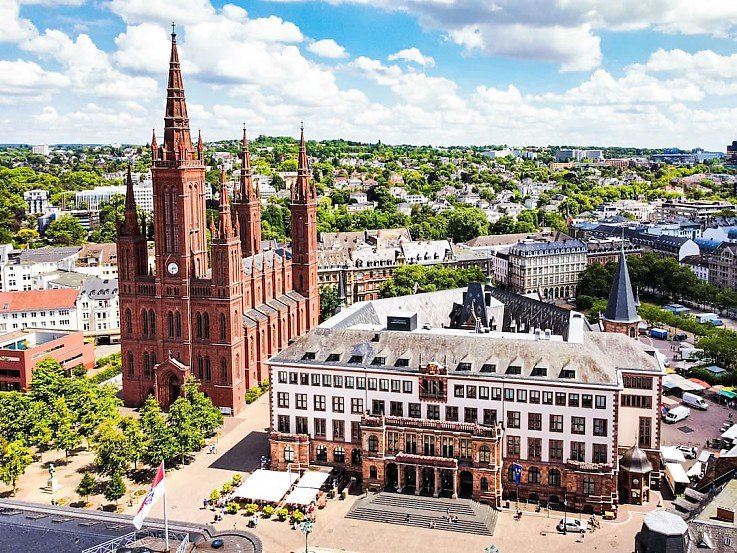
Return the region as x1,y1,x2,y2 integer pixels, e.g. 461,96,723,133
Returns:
507,237,587,299
709,243,737,290
0,289,79,333
269,281,663,512
0,245,81,292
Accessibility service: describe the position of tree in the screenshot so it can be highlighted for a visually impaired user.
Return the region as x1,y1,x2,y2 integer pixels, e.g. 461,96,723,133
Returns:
29,358,67,404
76,472,97,503
319,286,338,322
93,421,132,476
44,215,86,246
182,377,223,438
698,330,737,370
50,397,81,458
15,228,40,248
168,396,204,464
119,416,147,470
140,396,176,466
0,440,33,494
103,472,126,505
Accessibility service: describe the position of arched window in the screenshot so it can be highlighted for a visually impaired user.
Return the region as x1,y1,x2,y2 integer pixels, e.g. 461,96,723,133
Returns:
148,309,156,336
141,309,148,335
334,447,345,463
219,357,228,385
235,354,240,379
203,312,210,338
480,477,489,492
124,309,132,335
144,352,151,377
351,449,362,464
528,467,541,484
197,356,204,381
196,312,202,338
479,445,491,464
369,466,378,479
507,465,516,482
167,311,174,337
368,435,379,452
284,445,294,463
316,445,327,462
175,312,181,337
548,469,561,487
205,356,211,381
126,350,134,376
151,352,157,368
219,313,226,342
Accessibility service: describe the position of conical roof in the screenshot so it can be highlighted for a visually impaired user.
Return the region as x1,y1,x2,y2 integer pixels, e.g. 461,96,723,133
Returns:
620,444,653,474
604,248,639,323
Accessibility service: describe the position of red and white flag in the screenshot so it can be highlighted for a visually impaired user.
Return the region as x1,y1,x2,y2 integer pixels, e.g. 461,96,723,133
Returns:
133,462,166,530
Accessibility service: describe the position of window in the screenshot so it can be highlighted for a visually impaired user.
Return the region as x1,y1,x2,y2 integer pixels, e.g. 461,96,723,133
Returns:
446,406,459,421
549,440,563,461
622,395,653,408
481,363,496,373
368,378,377,390
506,436,520,456
571,417,585,435
314,395,326,411
312,374,321,386
582,477,595,495
205,356,211,381
570,441,586,462
568,393,579,407
483,409,497,425
408,403,421,418
594,418,608,437
333,420,345,440
491,387,501,400
593,443,607,463
346,376,355,388
595,395,607,409
290,372,299,385
543,391,553,405
516,389,527,402
391,379,400,393
296,394,307,410
479,386,489,400
369,465,377,479
351,398,364,414
387,432,399,453
351,422,361,443
334,375,343,388
460,439,471,460
277,415,290,433
124,309,132,334
323,374,332,387
582,394,593,408
394,358,409,367
529,390,540,404
423,435,435,456
402,381,412,393
441,437,454,457
467,385,477,399
507,465,516,482
314,418,326,437
479,445,491,463
277,392,289,408
454,385,465,398
528,466,541,484
528,412,542,431
405,434,417,454
371,356,385,365
278,371,287,384
464,407,477,423
284,445,294,463
623,376,653,389
504,388,514,401
175,312,181,337
390,401,403,417
368,434,379,452
379,379,389,392
548,468,561,487
428,405,440,420
326,353,340,362
296,416,308,434
202,312,208,338
219,358,228,385
334,447,345,463
348,354,363,364
507,411,520,428
141,309,148,335
528,437,542,459
332,396,344,413
555,392,566,406
372,400,385,416
639,417,652,448
301,352,316,360
550,414,563,432
316,444,327,461
457,362,471,372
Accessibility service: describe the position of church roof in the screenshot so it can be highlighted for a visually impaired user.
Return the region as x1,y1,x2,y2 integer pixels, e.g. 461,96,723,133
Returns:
603,249,640,323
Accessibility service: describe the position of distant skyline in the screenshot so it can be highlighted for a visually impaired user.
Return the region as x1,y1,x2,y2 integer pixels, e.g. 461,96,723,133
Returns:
2,0,737,149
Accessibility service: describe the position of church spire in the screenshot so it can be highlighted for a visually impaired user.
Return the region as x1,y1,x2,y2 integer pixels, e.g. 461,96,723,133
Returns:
602,243,640,337
240,126,256,201
122,165,140,236
161,26,193,163
293,122,315,203
197,129,204,160
218,168,233,240
236,125,261,257
150,128,158,160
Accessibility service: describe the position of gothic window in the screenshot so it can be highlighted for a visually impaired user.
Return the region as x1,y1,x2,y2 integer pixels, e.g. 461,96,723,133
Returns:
334,447,345,463
196,312,202,337
148,309,156,336
124,309,132,335
219,357,228,385
141,309,148,335
175,312,181,337
151,352,157,368
205,356,211,381
167,311,174,337
197,356,203,381
144,352,151,378
235,354,240,379
126,351,134,376
203,312,210,338
219,313,226,342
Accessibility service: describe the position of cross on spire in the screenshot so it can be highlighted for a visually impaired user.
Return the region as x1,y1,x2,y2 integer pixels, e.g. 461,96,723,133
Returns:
171,22,176,36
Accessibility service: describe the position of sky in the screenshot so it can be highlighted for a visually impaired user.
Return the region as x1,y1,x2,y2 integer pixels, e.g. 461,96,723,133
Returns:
3,0,737,149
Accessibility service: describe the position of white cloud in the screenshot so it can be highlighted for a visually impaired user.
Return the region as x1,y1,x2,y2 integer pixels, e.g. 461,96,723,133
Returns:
306,39,348,59
388,47,435,67
106,0,216,25
0,1,37,43
0,59,69,104
113,23,171,74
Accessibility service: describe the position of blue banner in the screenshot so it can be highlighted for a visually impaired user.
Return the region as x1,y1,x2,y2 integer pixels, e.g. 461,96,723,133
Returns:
512,462,522,486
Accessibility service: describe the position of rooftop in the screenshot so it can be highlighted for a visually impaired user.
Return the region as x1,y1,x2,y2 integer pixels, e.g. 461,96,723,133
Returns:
0,289,79,312
693,479,737,528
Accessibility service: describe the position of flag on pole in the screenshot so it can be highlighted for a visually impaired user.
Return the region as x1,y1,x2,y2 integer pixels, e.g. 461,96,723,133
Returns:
133,462,166,530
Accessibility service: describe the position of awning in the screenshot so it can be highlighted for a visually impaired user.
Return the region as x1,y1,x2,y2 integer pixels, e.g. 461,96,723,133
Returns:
722,425,737,441
661,446,686,464
665,462,690,485
231,469,299,503
710,385,724,394
720,390,736,400
284,486,319,506
296,470,331,490
686,462,702,478
663,373,708,392
688,378,711,390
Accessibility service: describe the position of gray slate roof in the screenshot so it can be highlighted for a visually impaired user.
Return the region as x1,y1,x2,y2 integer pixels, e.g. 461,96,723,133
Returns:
604,249,640,323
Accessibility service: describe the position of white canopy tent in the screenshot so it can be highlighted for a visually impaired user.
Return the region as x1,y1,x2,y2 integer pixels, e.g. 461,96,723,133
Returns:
661,446,687,464
663,374,705,393
296,470,331,490
686,462,702,478
231,469,299,503
284,486,320,506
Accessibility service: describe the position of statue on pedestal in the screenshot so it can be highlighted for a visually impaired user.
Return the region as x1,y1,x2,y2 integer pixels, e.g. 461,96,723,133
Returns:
47,463,61,492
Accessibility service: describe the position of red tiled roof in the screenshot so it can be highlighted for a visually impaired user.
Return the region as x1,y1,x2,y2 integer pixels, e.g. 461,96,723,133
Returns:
0,289,79,312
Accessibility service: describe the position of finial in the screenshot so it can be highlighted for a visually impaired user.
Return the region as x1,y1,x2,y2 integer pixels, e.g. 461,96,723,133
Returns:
171,22,176,37
243,122,246,131
300,120,304,131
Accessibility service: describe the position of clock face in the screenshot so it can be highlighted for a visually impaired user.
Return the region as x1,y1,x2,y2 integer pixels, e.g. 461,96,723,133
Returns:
167,262,179,275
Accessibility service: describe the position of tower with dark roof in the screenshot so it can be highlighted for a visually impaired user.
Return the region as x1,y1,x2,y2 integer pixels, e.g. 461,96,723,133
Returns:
601,247,640,337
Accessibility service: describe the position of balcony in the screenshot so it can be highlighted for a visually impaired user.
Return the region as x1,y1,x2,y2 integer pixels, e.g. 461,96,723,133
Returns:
361,415,503,439
565,459,613,473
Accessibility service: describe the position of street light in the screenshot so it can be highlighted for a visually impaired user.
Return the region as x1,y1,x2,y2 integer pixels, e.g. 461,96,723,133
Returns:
562,491,567,535
300,520,314,553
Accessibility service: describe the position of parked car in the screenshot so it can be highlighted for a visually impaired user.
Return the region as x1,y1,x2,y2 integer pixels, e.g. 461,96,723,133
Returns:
676,445,697,459
673,333,688,342
663,406,691,423
556,518,586,533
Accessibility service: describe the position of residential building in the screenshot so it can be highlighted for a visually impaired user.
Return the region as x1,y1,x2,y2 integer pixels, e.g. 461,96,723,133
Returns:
0,289,80,333
585,238,642,266
0,245,80,292
686,478,737,552
23,189,50,214
118,32,319,415
268,281,663,511
709,243,737,290
681,255,710,282
0,329,94,392
75,181,154,213
658,199,733,220
31,145,49,156
75,243,119,280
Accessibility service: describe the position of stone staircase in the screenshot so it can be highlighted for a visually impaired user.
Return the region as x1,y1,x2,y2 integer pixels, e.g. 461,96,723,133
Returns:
346,492,495,535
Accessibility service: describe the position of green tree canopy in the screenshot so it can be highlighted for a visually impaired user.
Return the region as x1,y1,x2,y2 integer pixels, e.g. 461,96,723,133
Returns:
45,215,86,246
0,439,33,494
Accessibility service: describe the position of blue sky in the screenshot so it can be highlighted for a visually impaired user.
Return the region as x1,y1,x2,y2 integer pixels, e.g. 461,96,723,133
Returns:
3,0,737,149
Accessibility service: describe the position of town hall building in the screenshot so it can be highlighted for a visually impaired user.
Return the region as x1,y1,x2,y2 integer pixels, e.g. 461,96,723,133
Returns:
117,29,319,414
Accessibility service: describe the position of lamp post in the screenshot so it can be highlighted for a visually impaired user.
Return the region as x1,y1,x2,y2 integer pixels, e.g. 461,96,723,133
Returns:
300,520,313,553
562,491,567,535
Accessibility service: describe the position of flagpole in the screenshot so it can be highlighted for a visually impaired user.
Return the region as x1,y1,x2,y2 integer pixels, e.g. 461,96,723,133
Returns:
163,460,170,551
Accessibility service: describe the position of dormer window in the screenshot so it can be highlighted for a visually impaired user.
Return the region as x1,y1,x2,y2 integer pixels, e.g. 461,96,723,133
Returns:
531,366,547,377
394,358,409,367
480,363,496,373
506,365,522,375
456,362,472,372
371,356,386,366
301,352,316,360
348,355,363,364
560,369,576,379
326,353,340,362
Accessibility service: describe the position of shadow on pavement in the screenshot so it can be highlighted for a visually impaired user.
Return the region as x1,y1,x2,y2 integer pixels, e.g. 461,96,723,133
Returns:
208,431,269,472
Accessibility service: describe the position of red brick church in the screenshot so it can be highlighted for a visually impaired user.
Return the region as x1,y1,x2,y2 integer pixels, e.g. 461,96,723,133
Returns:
117,30,319,414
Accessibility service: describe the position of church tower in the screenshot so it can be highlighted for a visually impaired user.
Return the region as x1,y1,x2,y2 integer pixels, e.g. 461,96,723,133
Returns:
601,246,640,338
235,127,261,258
117,166,148,284
290,125,320,330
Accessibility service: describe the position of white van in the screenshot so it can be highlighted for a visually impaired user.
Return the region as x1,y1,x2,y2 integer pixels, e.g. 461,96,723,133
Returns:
663,405,691,423
682,392,708,410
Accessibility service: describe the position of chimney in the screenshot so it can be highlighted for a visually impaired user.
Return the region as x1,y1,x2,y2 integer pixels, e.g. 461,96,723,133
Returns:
717,507,735,523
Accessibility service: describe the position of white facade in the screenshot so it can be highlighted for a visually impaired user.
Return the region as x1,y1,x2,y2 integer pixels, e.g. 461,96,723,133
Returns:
75,182,154,213
0,248,80,292
23,189,50,214
32,145,49,156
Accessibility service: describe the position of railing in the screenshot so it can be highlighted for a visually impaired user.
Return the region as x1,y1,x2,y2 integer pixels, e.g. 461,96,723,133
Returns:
82,531,137,553
362,415,503,438
82,530,190,553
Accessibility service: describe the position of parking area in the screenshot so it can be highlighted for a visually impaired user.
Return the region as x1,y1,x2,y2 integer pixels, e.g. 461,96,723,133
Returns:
660,393,733,457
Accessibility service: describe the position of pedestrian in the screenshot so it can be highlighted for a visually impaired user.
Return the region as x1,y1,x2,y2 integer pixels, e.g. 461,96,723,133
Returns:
203,498,208,509
405,514,410,523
